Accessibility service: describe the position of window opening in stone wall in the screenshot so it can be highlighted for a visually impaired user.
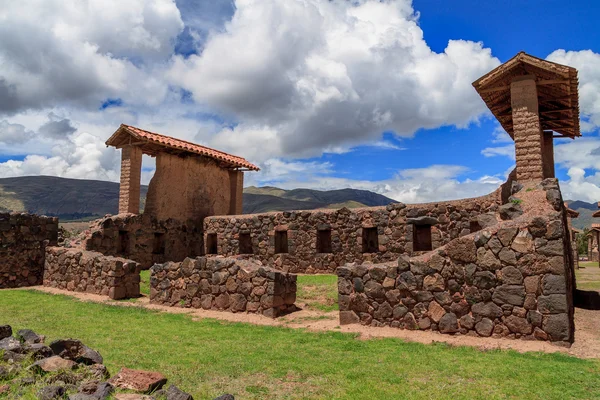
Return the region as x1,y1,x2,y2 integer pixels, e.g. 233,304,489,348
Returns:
413,225,432,252
470,220,481,233
362,227,379,253
317,229,332,253
152,232,166,254
239,232,253,254
206,233,218,255
274,230,288,254
117,230,130,255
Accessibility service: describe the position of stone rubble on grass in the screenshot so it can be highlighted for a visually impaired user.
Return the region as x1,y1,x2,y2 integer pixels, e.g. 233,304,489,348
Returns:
0,325,234,400
50,339,104,365
0,325,12,340
108,368,168,393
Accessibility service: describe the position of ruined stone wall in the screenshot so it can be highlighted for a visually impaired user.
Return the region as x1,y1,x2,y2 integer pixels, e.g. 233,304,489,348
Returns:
204,188,506,274
82,214,203,269
150,256,297,318
44,247,141,300
144,153,241,224
0,213,58,288
337,179,575,344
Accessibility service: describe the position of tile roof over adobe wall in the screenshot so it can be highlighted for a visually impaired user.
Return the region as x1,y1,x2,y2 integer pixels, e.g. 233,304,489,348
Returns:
106,124,260,171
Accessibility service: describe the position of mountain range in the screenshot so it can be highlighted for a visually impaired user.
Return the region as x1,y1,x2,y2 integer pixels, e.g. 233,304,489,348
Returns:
0,176,596,230
0,176,395,220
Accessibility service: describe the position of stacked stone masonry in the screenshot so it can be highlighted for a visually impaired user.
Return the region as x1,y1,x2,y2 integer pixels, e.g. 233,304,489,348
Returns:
83,213,203,269
204,177,514,274
119,145,143,214
150,256,297,317
44,247,141,300
337,179,575,344
0,213,58,288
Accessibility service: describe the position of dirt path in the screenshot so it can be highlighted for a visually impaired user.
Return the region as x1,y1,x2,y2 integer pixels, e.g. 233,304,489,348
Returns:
31,286,600,359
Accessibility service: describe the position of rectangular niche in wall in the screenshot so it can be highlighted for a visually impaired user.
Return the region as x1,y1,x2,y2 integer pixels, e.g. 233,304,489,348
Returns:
239,232,253,254
362,227,379,253
117,230,130,255
413,225,432,252
152,232,166,255
274,230,288,254
317,229,332,253
206,233,218,255
470,220,481,233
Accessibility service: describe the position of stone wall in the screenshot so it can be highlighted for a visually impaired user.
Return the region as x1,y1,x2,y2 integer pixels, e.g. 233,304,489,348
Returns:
82,214,203,269
204,180,514,274
44,247,141,300
337,179,575,344
0,213,58,288
150,256,297,317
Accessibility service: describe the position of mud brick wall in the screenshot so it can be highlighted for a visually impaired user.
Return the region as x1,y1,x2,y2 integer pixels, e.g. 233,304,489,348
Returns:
0,213,58,288
337,179,575,344
44,247,141,300
150,256,297,318
83,213,203,269
204,182,512,274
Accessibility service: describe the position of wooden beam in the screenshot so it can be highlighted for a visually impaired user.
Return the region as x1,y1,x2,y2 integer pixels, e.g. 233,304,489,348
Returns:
541,118,575,123
537,79,570,85
539,96,572,102
478,85,509,94
540,108,572,115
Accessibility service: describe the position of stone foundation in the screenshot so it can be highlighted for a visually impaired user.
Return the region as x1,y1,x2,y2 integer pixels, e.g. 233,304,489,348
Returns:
83,214,203,269
150,256,297,317
203,175,516,274
44,247,141,300
0,213,58,288
337,179,575,344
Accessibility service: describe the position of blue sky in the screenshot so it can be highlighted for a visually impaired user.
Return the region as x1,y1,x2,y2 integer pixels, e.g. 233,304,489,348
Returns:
0,0,599,203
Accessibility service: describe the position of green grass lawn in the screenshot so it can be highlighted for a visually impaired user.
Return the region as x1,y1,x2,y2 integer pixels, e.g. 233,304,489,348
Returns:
140,269,150,296
576,262,600,291
1,290,599,399
296,274,338,312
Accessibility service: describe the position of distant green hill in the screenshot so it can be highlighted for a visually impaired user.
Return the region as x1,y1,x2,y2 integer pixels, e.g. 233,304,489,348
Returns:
565,200,600,230
0,176,397,220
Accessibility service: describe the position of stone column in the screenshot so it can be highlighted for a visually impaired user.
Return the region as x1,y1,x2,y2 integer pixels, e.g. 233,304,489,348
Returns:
542,131,555,179
118,145,142,214
228,170,244,215
511,77,544,181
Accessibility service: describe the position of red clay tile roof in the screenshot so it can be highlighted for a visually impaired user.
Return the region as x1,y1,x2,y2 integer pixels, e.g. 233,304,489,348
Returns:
106,124,259,171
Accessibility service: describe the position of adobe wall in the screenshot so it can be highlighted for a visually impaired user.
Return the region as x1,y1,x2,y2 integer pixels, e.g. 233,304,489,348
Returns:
337,179,575,344
204,186,509,274
82,214,203,269
144,152,243,224
150,256,297,317
44,247,141,300
0,213,58,288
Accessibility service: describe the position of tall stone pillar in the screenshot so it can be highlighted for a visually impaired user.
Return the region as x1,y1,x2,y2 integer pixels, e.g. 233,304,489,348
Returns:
118,145,142,214
228,170,244,215
542,131,555,179
511,77,544,181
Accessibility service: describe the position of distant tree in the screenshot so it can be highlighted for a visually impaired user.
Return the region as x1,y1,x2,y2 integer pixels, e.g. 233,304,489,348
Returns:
577,228,589,256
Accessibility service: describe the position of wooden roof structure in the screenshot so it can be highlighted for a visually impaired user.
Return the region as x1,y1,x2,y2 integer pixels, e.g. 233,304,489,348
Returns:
472,52,580,139
106,124,260,171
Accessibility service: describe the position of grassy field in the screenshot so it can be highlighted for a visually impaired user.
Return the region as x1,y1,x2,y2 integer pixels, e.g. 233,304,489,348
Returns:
1,290,599,399
576,261,600,291
296,274,338,312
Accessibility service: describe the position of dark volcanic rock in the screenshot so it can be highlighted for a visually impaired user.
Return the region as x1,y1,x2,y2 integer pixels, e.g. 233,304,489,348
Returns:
0,325,12,340
38,385,65,400
50,339,103,365
16,329,43,344
166,384,194,400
